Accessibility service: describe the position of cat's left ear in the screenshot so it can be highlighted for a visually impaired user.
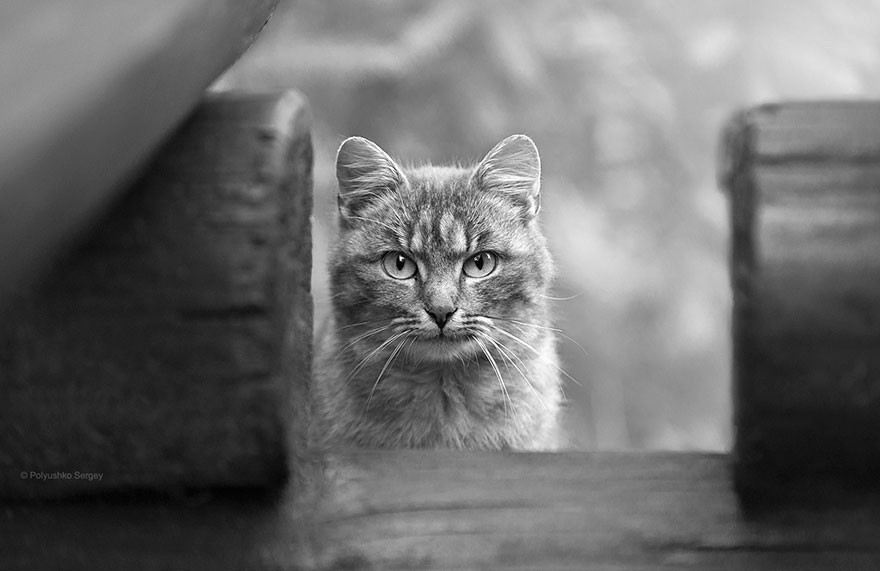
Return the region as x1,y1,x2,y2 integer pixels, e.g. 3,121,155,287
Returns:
473,134,541,219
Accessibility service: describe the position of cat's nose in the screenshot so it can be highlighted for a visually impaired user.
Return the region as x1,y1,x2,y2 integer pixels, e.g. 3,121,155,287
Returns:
426,306,457,329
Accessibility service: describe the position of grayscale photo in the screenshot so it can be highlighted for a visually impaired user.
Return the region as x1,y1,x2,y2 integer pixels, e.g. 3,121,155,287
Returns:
3,1,880,568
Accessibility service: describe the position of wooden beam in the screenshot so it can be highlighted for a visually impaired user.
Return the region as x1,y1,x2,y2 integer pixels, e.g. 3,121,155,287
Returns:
0,91,312,498
4,451,880,569
720,102,880,503
0,0,278,302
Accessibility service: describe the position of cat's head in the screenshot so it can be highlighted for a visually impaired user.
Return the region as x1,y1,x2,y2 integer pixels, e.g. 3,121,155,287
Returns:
330,135,553,362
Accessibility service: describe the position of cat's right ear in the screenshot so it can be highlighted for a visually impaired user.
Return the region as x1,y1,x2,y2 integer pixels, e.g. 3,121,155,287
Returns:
473,134,542,219
335,137,406,223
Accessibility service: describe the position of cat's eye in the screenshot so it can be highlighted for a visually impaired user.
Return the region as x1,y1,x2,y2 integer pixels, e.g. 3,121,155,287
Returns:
462,251,497,278
381,251,418,279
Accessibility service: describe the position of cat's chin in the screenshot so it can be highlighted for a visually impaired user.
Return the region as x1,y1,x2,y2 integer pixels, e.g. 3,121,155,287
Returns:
407,335,479,363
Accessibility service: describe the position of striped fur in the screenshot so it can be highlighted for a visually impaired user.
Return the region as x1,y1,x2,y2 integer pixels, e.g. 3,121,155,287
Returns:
314,135,561,450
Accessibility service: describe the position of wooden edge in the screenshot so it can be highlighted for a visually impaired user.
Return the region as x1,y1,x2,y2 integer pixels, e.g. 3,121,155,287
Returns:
268,90,315,491
719,102,880,505
0,90,313,499
0,0,279,304
748,101,880,161
719,108,762,503
5,451,880,569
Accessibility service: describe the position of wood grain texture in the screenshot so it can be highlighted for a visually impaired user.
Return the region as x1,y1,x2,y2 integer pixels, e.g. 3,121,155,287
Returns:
0,91,312,498
0,0,278,302
720,102,880,503
4,451,880,569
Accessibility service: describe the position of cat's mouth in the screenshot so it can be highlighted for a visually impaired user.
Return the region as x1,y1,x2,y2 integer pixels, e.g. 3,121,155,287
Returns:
409,332,478,361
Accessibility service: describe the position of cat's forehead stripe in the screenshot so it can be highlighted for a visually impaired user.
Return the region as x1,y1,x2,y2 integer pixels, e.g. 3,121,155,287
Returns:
404,209,469,257
437,212,467,254
407,211,431,253
408,232,422,253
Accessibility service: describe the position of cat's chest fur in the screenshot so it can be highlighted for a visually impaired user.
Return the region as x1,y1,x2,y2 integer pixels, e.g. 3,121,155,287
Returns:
313,318,561,450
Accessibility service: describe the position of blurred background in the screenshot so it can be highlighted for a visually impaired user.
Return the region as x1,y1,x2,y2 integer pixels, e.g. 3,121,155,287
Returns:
216,0,880,451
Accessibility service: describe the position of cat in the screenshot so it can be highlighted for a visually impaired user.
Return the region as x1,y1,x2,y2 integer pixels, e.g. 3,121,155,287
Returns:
313,134,562,450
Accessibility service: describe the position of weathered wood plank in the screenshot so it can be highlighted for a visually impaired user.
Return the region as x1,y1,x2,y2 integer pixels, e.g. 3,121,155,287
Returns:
752,101,880,160
720,102,880,503
0,91,312,498
3,452,880,569
0,0,278,302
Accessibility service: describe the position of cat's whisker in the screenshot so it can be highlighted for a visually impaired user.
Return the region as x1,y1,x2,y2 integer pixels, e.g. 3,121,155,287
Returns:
336,318,388,332
540,292,583,301
463,322,493,335
339,325,392,353
475,338,505,416
552,366,583,388
390,316,421,330
491,337,515,380
344,330,411,385
491,326,584,387
391,325,419,335
484,315,563,333
346,215,400,234
483,334,550,413
483,336,530,417
402,335,417,361
492,327,540,355
505,320,591,359
485,313,591,360
475,337,516,423
363,332,412,412
335,316,418,343
313,291,349,304
492,336,551,413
